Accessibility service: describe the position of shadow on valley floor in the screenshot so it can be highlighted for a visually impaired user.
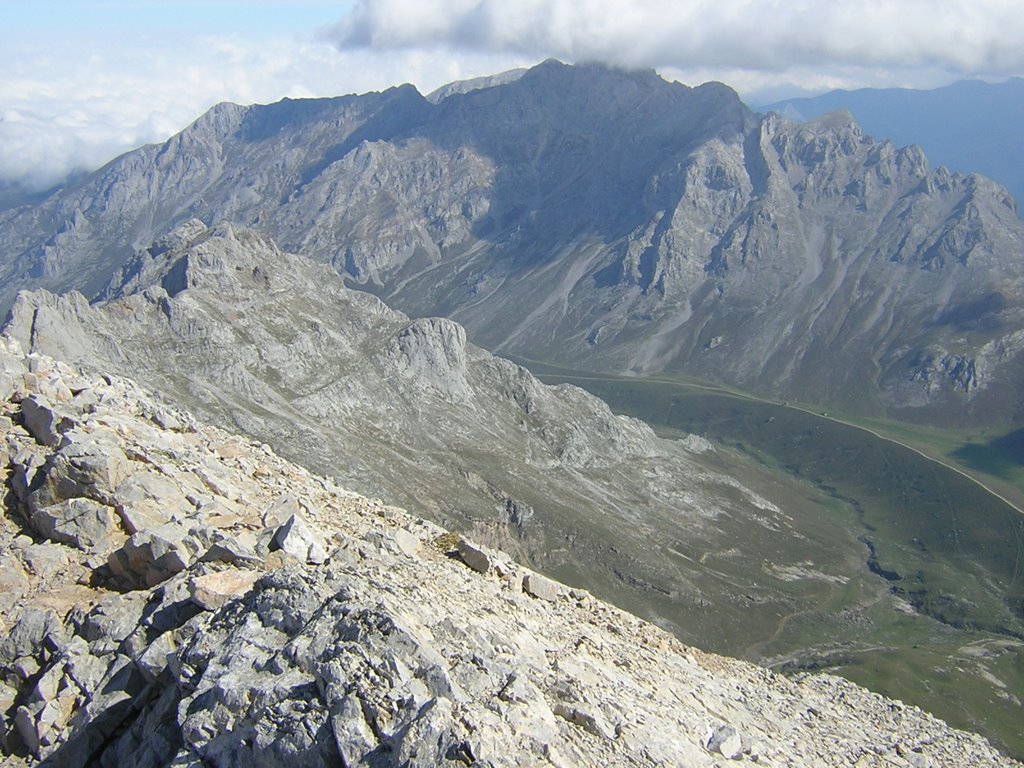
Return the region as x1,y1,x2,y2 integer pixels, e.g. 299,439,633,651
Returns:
952,428,1024,479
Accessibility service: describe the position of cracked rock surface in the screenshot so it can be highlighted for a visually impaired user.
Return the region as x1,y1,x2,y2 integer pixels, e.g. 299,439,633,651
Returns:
0,339,1017,766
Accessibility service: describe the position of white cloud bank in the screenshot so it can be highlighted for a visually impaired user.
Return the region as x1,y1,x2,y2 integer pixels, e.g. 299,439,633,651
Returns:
329,0,1024,77
0,27,527,193
3,0,1022,193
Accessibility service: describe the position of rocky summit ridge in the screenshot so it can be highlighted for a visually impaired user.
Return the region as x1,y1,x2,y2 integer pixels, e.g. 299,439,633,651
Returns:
0,335,1017,767
3,60,1024,425
6,221,890,667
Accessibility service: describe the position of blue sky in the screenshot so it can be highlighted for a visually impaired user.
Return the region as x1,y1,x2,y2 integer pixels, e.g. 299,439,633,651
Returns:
3,1,352,37
3,0,1022,191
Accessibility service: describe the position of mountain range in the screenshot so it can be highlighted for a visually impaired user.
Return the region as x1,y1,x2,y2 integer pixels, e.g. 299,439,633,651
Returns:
2,59,1024,760
8,202,1024,761
5,220,872,657
761,77,1024,214
3,60,1024,427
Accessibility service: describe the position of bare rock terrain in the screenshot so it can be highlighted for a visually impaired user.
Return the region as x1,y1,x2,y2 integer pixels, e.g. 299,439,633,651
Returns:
0,336,1017,767
2,61,1024,425
7,222,876,663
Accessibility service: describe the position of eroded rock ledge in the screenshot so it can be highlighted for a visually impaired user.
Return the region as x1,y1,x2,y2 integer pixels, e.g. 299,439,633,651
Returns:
0,336,1016,767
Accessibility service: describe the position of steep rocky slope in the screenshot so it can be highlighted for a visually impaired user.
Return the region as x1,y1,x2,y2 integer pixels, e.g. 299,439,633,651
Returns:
3,60,1023,424
7,222,863,661
0,336,1017,767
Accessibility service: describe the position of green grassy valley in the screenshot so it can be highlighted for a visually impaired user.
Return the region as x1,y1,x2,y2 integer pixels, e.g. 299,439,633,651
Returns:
519,360,1024,758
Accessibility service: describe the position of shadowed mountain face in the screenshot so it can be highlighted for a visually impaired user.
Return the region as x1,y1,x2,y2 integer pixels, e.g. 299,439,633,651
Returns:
2,60,1024,426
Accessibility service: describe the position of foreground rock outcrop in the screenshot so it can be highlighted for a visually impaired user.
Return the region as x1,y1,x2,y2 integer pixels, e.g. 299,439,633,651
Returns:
0,339,1016,766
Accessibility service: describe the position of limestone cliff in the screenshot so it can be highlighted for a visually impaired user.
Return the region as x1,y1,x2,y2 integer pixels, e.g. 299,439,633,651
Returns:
4,61,1024,425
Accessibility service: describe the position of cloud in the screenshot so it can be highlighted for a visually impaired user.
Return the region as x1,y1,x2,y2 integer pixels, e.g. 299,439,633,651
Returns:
328,0,1024,79
5,1,1022,192
0,25,527,192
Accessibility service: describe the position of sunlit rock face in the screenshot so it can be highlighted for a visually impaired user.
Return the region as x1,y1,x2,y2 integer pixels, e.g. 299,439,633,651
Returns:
0,335,1016,768
2,61,1024,425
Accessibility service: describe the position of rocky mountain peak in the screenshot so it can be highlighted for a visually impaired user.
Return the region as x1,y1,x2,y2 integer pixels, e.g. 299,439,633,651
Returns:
806,108,860,132
2,61,1024,431
426,67,528,104
472,58,750,136
105,220,280,300
168,100,248,154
